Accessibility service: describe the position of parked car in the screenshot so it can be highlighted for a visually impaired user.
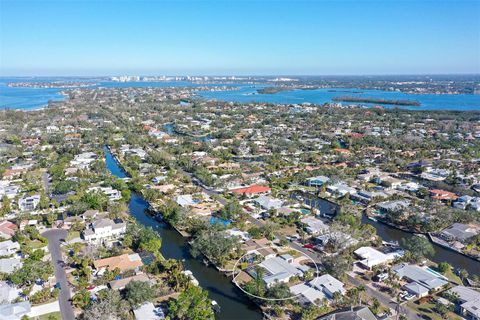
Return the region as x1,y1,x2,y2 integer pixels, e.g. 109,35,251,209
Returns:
373,272,389,282
303,243,314,249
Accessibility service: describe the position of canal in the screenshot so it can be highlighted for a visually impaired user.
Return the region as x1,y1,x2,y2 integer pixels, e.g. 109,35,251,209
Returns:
293,190,480,276
104,146,262,320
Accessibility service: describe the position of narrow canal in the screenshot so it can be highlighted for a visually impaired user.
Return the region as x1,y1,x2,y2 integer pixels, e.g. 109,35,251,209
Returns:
104,146,262,320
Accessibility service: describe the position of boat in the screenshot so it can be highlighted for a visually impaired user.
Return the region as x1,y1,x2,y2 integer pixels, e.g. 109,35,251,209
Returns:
367,216,378,222
211,300,221,313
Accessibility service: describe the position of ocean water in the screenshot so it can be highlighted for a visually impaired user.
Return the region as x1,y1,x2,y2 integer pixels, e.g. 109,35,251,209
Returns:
199,85,480,111
1,77,479,111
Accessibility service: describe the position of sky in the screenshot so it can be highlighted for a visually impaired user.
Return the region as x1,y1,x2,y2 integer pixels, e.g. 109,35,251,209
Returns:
0,0,479,76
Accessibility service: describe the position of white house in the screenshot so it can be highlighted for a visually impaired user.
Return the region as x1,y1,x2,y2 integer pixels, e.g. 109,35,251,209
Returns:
0,240,20,256
18,195,40,211
0,281,21,303
87,187,122,201
70,152,98,169
83,218,126,245
300,216,329,235
354,246,403,270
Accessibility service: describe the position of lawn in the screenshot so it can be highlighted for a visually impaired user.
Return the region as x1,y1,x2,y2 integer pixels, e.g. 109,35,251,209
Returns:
30,311,62,320
66,230,80,241
407,301,462,320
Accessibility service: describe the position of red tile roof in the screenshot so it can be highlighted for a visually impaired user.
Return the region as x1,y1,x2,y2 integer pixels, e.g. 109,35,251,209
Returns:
430,189,458,200
231,185,271,195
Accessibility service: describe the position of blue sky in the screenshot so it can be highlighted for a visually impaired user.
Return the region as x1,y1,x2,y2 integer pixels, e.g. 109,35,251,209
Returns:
0,0,479,76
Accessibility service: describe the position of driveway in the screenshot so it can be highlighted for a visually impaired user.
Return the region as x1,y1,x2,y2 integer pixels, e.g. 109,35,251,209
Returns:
43,229,75,320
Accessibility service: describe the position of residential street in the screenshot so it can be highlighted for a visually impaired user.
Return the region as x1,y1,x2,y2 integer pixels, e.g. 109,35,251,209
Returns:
43,229,75,320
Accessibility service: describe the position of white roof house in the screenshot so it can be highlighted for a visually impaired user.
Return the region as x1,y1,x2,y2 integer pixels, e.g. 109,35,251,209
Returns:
18,195,40,212
354,246,403,269
392,263,448,297
87,187,122,201
300,217,329,235
0,301,31,320
70,152,98,169
176,195,197,207
133,302,165,320
310,274,346,299
0,258,22,274
259,256,305,287
290,283,326,305
83,218,126,245
254,195,284,210
0,281,21,303
0,240,20,256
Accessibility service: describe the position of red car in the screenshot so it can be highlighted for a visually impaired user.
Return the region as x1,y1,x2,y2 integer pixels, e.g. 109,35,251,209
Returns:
302,243,314,249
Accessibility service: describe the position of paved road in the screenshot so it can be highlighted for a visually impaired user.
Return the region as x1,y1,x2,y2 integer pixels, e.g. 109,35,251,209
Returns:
348,274,421,320
43,229,75,320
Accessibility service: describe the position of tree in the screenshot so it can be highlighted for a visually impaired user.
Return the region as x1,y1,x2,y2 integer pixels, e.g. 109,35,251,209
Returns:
437,262,452,274
402,236,435,262
124,280,154,308
72,289,91,308
0,195,11,216
168,286,214,320
83,289,128,320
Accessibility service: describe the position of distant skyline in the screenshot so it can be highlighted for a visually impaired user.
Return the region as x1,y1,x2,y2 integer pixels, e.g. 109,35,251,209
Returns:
1,0,479,76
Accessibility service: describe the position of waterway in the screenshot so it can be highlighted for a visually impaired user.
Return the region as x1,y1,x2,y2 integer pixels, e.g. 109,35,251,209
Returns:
104,146,262,320
292,190,480,276
2,77,480,111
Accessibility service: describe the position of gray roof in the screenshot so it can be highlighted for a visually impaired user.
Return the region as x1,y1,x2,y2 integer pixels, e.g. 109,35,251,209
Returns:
0,258,22,274
392,264,448,291
319,306,377,320
259,256,303,284
0,301,31,320
441,223,479,242
255,195,284,210
447,286,480,304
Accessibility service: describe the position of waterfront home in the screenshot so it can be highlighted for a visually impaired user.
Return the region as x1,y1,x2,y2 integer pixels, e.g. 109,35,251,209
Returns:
0,221,17,239
392,263,448,298
82,218,126,245
0,182,20,199
108,273,151,290
397,181,420,193
258,255,305,287
352,190,388,204
306,176,330,187
315,231,358,252
151,184,176,194
230,185,271,197
0,301,31,320
446,286,480,319
354,246,403,270
375,200,410,216
438,223,480,244
87,186,122,201
176,194,197,207
93,253,143,275
0,240,20,256
254,195,284,210
300,216,329,236
326,183,356,197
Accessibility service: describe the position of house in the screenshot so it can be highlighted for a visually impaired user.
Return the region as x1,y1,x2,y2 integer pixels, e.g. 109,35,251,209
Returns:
254,195,284,210
354,246,403,270
327,183,356,197
133,302,165,320
87,187,122,201
289,282,326,305
258,255,305,287
352,190,388,204
392,263,448,297
306,176,330,187
311,274,346,299
0,221,17,239
376,200,410,215
18,195,40,211
439,223,480,244
230,185,271,196
446,286,480,320
319,306,377,320
83,218,126,245
108,273,151,290
0,281,21,303
0,240,20,256
176,195,197,207
300,216,329,235
430,189,458,201
0,301,31,320
0,183,20,200
241,238,276,259
93,253,143,274
70,152,98,169
0,258,22,274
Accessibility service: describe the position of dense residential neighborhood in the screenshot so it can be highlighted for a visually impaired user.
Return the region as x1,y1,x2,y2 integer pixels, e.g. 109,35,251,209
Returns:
0,83,480,320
